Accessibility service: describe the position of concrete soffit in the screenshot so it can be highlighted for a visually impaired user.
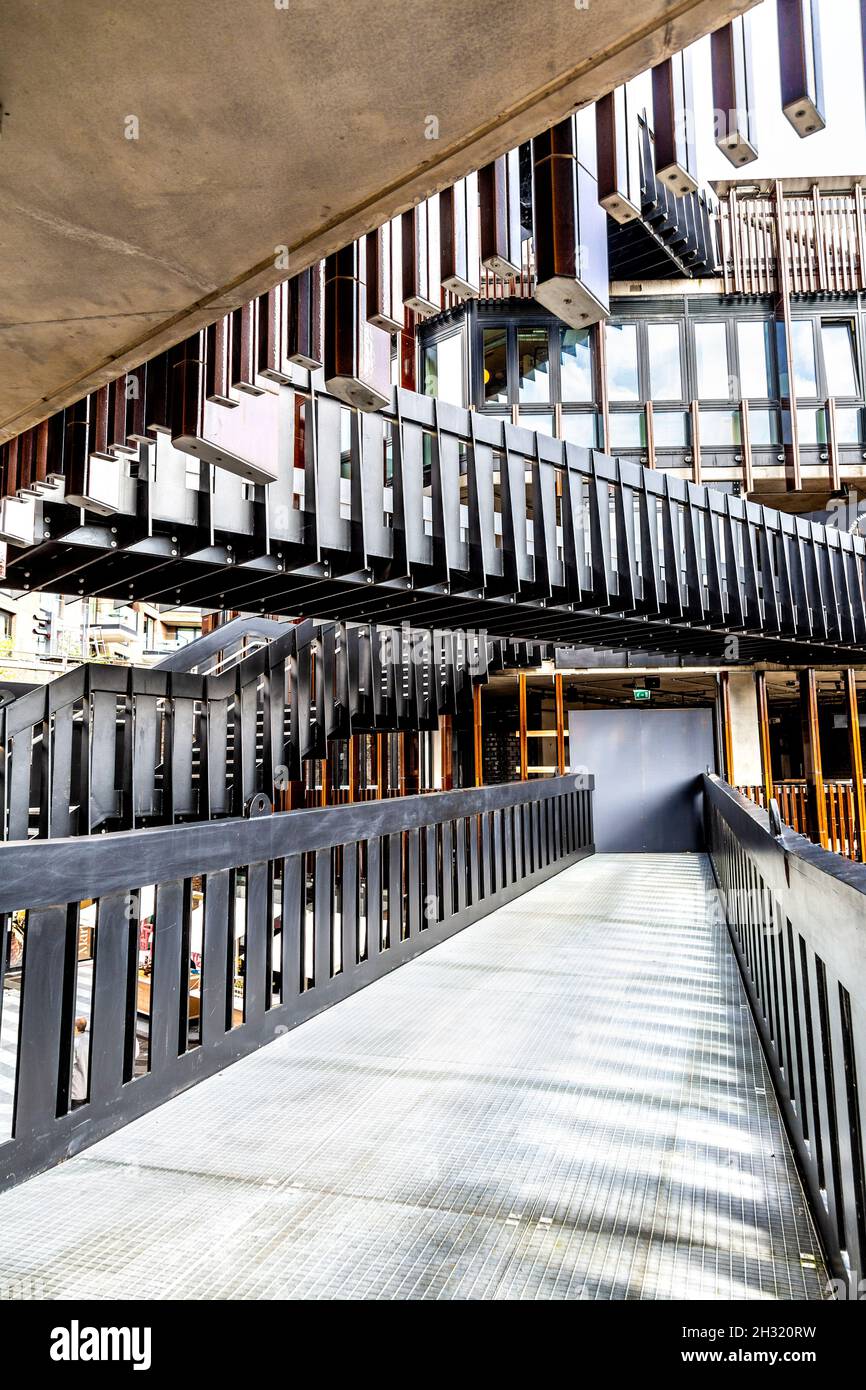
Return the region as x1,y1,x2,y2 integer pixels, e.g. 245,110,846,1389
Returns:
0,0,758,441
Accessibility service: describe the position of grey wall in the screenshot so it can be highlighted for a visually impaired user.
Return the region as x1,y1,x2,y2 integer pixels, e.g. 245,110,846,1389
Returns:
569,707,716,852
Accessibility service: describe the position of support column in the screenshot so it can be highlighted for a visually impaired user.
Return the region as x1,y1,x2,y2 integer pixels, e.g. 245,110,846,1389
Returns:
720,671,763,789
799,668,828,847
718,672,734,782
845,670,866,862
554,673,566,776
518,674,528,782
473,684,484,787
755,671,774,809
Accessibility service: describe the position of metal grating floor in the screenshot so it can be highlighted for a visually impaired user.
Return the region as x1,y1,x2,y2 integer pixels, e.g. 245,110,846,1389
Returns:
0,854,826,1300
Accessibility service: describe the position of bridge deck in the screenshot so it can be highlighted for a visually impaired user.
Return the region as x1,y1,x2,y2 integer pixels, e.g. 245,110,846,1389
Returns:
0,854,825,1301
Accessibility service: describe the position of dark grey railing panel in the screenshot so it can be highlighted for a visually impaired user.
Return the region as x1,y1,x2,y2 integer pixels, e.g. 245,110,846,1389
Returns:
704,774,866,1292
0,775,593,1192
153,615,290,673
0,619,542,842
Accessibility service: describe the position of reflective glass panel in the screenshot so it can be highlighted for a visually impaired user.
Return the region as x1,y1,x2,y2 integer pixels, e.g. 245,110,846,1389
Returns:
652,411,689,447
694,322,730,399
797,407,828,446
836,407,863,445
609,411,646,448
647,323,681,400
518,412,554,436
483,328,509,404
822,321,858,397
561,412,597,447
699,409,741,446
736,321,772,398
748,409,780,446
791,319,818,396
517,328,551,403
560,328,593,401
606,323,640,401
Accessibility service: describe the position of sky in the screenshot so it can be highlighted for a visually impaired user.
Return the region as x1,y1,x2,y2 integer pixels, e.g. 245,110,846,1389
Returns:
623,0,866,184
691,0,866,181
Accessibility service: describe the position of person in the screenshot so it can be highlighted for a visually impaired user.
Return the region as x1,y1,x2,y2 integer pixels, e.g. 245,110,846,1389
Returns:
70,1016,89,1108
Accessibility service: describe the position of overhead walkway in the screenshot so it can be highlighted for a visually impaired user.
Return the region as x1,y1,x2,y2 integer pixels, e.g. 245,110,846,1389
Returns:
0,853,825,1301
4,375,866,667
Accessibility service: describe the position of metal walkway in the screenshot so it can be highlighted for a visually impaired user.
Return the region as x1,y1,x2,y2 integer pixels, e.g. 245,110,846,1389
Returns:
0,854,826,1301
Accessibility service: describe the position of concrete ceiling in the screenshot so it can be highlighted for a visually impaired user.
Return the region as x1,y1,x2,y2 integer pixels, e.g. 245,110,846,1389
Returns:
0,0,756,442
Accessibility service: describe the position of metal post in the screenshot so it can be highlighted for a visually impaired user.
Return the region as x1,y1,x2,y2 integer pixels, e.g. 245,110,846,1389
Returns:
845,669,866,862
554,673,566,777
719,671,734,783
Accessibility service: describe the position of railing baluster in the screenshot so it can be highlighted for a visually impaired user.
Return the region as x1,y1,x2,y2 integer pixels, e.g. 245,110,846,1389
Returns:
341,841,359,967
424,823,438,927
150,879,185,1073
468,813,480,906
201,869,231,1046
15,906,70,1136
366,836,382,956
89,892,134,1105
313,848,332,983
244,861,269,1022
406,828,420,939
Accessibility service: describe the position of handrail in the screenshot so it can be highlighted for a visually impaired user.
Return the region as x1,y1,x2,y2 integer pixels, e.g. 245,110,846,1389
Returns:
704,773,866,1291
0,774,593,1191
153,614,290,673
736,778,865,861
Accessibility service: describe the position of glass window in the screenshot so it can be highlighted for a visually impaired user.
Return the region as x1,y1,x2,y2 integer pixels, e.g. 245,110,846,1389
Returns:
561,412,597,447
517,328,551,403
699,409,741,447
647,323,682,400
560,327,593,401
797,407,828,446
822,321,858,397
483,328,509,404
423,333,464,406
517,412,554,436
749,409,780,446
606,323,640,401
652,411,689,447
608,411,646,448
791,319,818,396
694,322,730,399
835,407,863,445
737,321,772,399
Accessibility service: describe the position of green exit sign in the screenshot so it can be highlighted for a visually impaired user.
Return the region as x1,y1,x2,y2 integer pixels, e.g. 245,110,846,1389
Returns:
633,688,652,702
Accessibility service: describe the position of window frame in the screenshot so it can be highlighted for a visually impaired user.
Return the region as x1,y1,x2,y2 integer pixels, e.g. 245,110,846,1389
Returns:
421,321,468,409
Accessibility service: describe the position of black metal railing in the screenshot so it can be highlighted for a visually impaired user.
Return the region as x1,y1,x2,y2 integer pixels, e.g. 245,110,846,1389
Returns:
704,774,866,1292
4,371,866,667
0,774,593,1191
0,620,547,842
